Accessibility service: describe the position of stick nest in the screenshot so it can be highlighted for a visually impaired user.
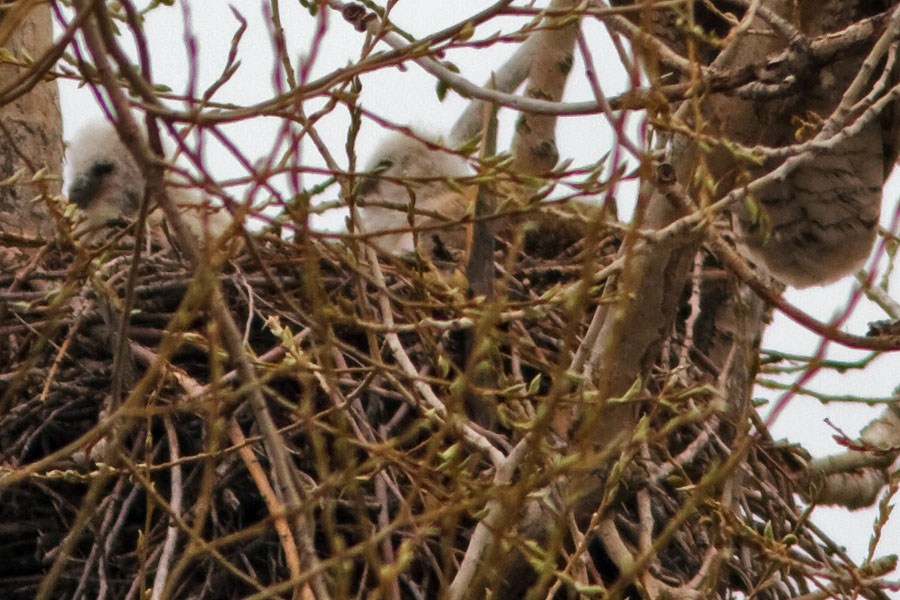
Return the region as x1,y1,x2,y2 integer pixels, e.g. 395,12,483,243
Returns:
0,222,876,599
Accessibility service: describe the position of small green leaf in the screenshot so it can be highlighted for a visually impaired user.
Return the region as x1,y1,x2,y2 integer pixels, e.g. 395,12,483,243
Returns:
527,373,542,395
0,167,26,186
437,443,460,463
436,79,449,102
608,377,641,404
448,376,466,397
456,21,475,42
437,353,451,378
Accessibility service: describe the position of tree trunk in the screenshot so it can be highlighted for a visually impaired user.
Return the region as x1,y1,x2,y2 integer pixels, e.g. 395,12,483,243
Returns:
0,1,62,240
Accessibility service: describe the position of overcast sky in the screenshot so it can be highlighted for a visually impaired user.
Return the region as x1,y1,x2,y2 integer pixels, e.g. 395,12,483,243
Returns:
55,0,900,567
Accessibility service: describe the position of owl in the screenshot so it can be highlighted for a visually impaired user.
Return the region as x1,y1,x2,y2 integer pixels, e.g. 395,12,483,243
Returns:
66,121,234,248
613,0,899,287
67,122,143,236
355,132,472,259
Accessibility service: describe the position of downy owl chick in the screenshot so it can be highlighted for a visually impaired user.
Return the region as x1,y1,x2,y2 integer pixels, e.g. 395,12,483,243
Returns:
66,121,234,248
67,122,143,236
356,132,472,259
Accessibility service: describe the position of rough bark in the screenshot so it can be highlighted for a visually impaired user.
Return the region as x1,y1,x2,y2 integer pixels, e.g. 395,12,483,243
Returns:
0,1,62,240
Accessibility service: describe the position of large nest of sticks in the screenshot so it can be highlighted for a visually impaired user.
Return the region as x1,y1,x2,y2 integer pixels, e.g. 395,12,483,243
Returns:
0,216,872,600
3,0,900,597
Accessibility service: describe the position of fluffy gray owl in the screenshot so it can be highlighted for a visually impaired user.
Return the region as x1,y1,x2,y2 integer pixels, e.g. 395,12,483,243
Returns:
356,133,471,258
736,123,886,287
618,0,900,287
66,121,233,246
67,122,143,235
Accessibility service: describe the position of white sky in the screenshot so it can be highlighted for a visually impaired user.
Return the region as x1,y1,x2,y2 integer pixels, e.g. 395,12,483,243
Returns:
55,0,900,572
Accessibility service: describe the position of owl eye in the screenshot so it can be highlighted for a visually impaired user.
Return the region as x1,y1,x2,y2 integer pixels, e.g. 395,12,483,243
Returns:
90,161,116,177
68,161,118,208
357,176,380,197
357,158,394,197
373,158,393,172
